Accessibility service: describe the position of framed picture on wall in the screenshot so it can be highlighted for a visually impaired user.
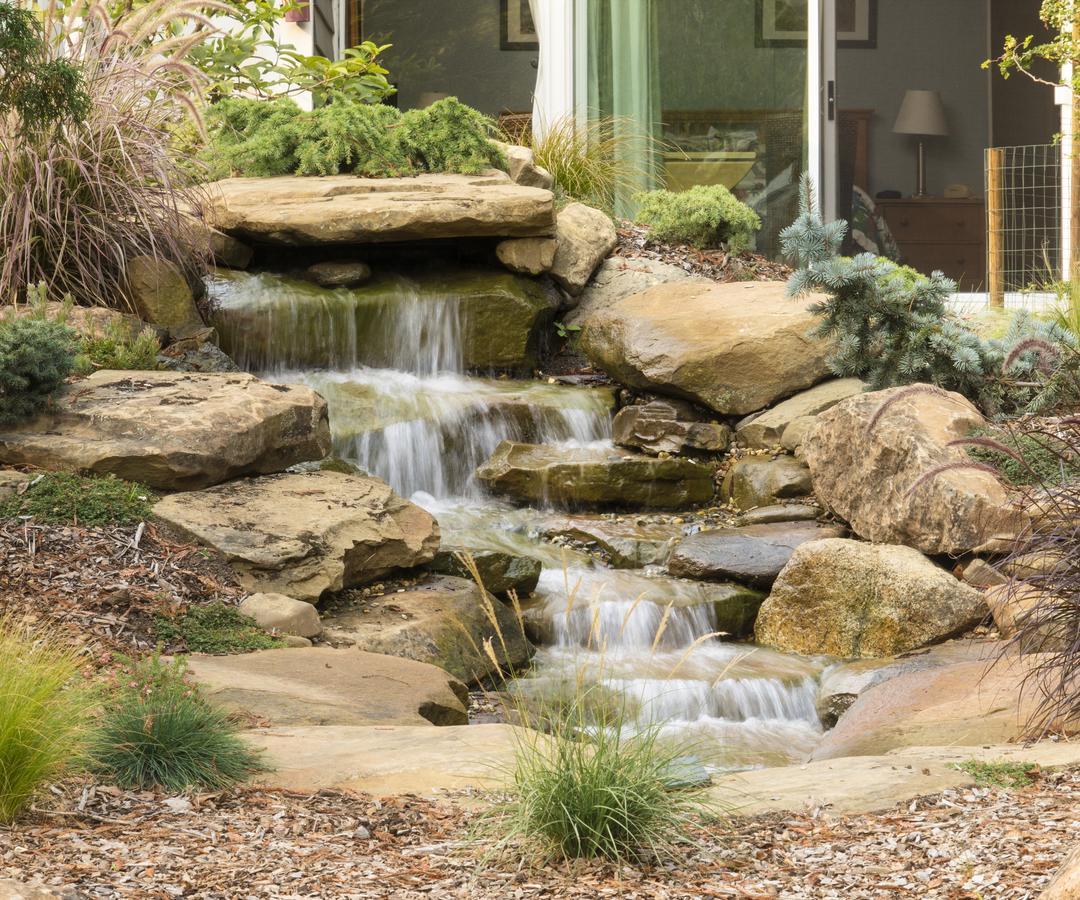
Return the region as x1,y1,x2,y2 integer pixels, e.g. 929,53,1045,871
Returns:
756,0,877,50
501,0,539,51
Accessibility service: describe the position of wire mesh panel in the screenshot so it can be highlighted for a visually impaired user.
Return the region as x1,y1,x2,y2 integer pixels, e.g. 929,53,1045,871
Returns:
985,144,1064,305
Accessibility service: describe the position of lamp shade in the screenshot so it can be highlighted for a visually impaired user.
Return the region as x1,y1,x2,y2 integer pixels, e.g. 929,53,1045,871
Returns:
893,90,949,136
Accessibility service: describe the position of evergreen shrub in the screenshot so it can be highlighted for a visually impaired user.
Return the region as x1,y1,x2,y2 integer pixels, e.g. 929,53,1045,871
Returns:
634,184,761,250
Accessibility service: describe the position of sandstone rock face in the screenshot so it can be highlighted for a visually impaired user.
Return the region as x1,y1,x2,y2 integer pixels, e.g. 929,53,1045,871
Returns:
580,281,831,415
736,378,866,449
0,372,330,490
540,515,686,568
430,548,542,596
202,173,556,245
208,227,253,269
0,880,72,900
126,255,203,329
321,576,534,685
722,456,814,510
803,385,1027,555
0,470,32,499
549,203,618,296
668,522,845,588
154,471,439,603
756,539,987,659
811,653,1045,759
612,399,731,456
186,647,468,727
984,585,1069,652
240,593,323,638
497,142,555,190
780,416,817,452
495,237,559,276
568,257,706,324
476,441,715,510
305,260,372,288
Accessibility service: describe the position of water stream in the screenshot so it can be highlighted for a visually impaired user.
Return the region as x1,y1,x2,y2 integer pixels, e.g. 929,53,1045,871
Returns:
211,267,825,770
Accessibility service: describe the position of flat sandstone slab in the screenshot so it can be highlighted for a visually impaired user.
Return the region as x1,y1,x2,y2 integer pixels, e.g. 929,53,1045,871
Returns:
201,173,557,246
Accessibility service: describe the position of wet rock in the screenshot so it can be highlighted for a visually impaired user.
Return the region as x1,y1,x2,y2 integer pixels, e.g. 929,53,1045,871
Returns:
0,371,330,490
202,173,556,245
476,441,715,510
579,280,832,415
126,255,204,329
496,237,558,275
568,257,707,325
321,576,534,686
810,651,1048,759
803,384,1028,555
756,538,988,659
734,503,822,526
430,548,542,597
549,203,617,296
612,399,731,456
539,515,686,568
707,582,769,638
305,260,373,288
736,378,866,449
207,228,253,269
157,342,240,373
186,647,468,727
239,593,322,638
668,521,845,588
154,471,439,603
496,142,555,190
722,456,813,510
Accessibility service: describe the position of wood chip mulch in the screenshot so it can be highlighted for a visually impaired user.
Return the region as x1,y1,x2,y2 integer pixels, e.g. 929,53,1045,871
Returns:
3,769,1077,898
0,520,244,661
614,222,793,283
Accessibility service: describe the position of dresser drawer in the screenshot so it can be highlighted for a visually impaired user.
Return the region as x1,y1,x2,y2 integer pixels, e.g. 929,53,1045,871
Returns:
902,244,985,289
880,201,984,245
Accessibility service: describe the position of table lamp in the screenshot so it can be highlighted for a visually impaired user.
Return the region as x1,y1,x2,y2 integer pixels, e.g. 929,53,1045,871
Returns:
893,90,948,198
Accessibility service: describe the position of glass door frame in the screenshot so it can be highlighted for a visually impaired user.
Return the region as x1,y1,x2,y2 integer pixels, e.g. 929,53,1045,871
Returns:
811,0,839,222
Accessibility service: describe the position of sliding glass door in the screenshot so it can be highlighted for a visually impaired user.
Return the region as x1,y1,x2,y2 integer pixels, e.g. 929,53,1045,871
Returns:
577,0,829,258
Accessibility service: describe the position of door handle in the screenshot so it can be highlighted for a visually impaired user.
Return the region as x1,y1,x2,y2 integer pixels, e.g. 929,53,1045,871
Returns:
827,80,836,121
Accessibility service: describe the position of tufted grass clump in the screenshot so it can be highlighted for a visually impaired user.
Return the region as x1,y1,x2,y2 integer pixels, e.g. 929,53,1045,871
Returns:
74,319,161,376
154,602,284,654
0,617,91,823
635,184,761,251
88,653,264,792
0,472,155,526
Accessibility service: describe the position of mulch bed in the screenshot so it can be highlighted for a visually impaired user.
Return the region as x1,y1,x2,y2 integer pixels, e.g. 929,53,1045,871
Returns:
3,769,1077,898
0,519,244,662
614,222,793,283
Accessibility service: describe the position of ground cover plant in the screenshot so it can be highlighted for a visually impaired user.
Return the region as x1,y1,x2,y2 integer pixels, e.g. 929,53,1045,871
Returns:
154,601,284,653
0,616,90,823
73,318,161,376
88,652,263,791
635,185,761,252
0,472,155,526
954,758,1040,788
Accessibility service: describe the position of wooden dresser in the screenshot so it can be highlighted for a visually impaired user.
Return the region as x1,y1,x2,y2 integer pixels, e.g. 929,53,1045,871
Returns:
877,198,986,291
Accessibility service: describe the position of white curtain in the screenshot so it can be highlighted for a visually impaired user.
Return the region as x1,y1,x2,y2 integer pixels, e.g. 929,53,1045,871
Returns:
529,0,575,138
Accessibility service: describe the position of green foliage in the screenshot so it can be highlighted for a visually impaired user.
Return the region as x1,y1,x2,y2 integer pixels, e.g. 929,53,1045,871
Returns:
203,96,505,179
87,653,264,791
0,2,89,131
278,41,396,107
0,617,90,823
0,293,76,426
635,185,761,251
968,426,1080,486
782,177,1080,414
154,602,284,654
953,758,1038,788
0,472,154,525
986,1,1079,99
74,319,161,376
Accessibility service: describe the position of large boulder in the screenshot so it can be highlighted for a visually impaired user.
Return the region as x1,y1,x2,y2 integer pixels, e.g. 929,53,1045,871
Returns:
668,521,845,588
736,378,866,449
803,385,1027,555
568,257,706,324
756,538,987,659
612,399,731,456
476,441,715,510
153,471,439,603
811,652,1048,759
549,203,618,296
201,173,555,245
125,255,204,329
0,371,330,490
320,575,534,685
579,281,831,415
721,455,814,510
239,593,322,638
186,647,468,727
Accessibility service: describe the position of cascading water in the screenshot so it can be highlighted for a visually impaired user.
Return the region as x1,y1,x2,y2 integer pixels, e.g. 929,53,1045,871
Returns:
211,265,825,771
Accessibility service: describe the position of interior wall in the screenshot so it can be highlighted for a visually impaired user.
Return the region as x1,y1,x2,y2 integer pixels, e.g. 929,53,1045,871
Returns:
359,0,537,115
837,0,990,198
990,0,1057,148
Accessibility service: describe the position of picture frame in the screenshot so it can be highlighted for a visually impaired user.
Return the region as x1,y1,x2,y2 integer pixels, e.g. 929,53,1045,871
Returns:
501,0,539,51
756,0,877,50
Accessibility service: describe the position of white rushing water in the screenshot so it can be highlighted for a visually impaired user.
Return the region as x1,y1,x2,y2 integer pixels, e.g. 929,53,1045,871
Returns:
210,267,825,770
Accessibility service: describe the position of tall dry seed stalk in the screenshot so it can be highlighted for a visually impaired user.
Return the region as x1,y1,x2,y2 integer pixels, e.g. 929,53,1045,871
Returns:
0,0,215,310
